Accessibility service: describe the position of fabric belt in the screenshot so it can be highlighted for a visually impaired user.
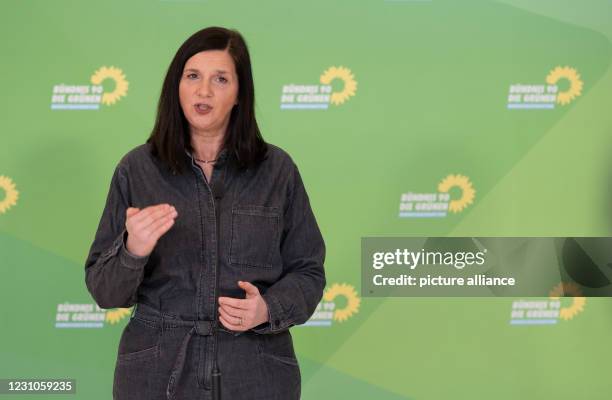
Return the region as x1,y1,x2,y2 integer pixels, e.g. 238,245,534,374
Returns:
131,302,222,400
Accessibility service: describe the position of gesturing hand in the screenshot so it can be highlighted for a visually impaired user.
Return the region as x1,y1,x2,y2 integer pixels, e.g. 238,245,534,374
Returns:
125,203,178,257
218,281,269,331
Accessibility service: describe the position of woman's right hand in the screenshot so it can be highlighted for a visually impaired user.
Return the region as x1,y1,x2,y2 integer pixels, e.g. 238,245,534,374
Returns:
125,203,178,257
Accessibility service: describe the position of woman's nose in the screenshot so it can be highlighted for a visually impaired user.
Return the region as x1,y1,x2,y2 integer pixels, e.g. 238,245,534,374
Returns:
196,79,212,97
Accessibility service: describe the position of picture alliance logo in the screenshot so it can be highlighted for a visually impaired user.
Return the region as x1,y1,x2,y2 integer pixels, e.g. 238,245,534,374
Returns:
399,174,475,218
50,66,129,110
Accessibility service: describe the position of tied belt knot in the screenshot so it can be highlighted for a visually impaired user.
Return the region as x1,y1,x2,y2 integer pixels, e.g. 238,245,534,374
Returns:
130,303,224,400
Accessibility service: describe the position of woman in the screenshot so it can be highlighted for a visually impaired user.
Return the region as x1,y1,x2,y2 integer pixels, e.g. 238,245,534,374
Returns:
84,26,326,400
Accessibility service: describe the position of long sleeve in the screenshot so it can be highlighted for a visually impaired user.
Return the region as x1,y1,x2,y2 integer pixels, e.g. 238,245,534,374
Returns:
252,161,326,334
84,162,150,309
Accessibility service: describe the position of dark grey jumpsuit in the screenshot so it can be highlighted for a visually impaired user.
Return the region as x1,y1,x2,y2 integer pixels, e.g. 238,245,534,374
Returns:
84,142,326,400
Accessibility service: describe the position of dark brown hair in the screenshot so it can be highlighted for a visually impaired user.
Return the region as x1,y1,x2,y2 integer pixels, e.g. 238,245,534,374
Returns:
147,26,267,174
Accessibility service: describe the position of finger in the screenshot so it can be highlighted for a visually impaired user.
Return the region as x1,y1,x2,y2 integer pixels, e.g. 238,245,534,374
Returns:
134,205,177,231
218,305,241,325
141,205,177,230
131,204,173,226
219,302,246,315
148,208,178,231
126,207,140,218
218,297,249,310
238,281,260,296
135,209,174,238
218,314,232,330
219,313,245,332
131,204,168,221
148,216,176,240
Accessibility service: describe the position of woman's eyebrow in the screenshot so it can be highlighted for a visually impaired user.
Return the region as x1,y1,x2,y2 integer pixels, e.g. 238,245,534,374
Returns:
184,68,228,74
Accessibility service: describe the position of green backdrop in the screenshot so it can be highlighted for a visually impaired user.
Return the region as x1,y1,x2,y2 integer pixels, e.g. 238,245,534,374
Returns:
1,0,612,398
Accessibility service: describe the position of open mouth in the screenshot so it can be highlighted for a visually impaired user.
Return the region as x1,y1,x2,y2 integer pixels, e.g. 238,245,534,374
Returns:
194,103,213,114
195,103,212,110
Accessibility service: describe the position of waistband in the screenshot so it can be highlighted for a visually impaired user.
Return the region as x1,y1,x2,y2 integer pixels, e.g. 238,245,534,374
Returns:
131,302,241,399
132,302,244,336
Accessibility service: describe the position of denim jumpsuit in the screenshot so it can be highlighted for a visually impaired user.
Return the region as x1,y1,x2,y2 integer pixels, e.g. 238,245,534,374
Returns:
84,142,326,399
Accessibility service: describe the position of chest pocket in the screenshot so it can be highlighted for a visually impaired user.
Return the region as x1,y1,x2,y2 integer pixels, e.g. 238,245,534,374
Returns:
230,205,280,268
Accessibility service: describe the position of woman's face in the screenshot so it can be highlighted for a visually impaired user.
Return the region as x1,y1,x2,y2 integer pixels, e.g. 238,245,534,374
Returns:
179,50,239,138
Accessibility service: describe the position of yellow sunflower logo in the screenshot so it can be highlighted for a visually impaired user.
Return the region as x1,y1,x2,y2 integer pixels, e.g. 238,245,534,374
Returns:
438,174,475,213
545,66,583,106
320,66,357,106
549,282,586,321
0,175,19,214
323,283,360,322
105,307,133,324
90,66,129,106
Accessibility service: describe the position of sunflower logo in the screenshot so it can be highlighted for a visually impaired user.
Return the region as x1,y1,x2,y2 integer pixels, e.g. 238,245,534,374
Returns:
320,66,357,106
105,307,133,324
438,174,475,213
90,66,129,106
0,175,19,215
323,283,360,322
546,66,583,106
549,282,586,321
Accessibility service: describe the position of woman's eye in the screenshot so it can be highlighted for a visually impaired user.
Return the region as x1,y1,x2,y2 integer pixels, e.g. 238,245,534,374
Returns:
216,76,228,83
187,73,197,79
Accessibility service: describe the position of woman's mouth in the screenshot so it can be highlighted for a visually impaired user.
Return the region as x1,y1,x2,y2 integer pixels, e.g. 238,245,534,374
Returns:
194,103,213,115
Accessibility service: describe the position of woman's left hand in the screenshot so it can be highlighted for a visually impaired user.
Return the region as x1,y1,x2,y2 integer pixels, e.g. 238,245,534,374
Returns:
217,281,269,331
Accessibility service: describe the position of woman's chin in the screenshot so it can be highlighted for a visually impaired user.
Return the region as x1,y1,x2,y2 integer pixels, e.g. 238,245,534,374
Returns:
190,123,221,135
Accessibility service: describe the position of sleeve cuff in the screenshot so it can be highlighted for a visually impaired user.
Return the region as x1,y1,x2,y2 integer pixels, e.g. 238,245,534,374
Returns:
117,229,149,270
251,292,293,334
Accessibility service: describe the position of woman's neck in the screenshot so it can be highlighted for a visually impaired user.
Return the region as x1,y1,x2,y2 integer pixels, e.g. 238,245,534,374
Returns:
190,133,224,161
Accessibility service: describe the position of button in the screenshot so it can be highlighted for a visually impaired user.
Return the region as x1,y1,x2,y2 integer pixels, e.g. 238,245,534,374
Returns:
274,319,280,326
